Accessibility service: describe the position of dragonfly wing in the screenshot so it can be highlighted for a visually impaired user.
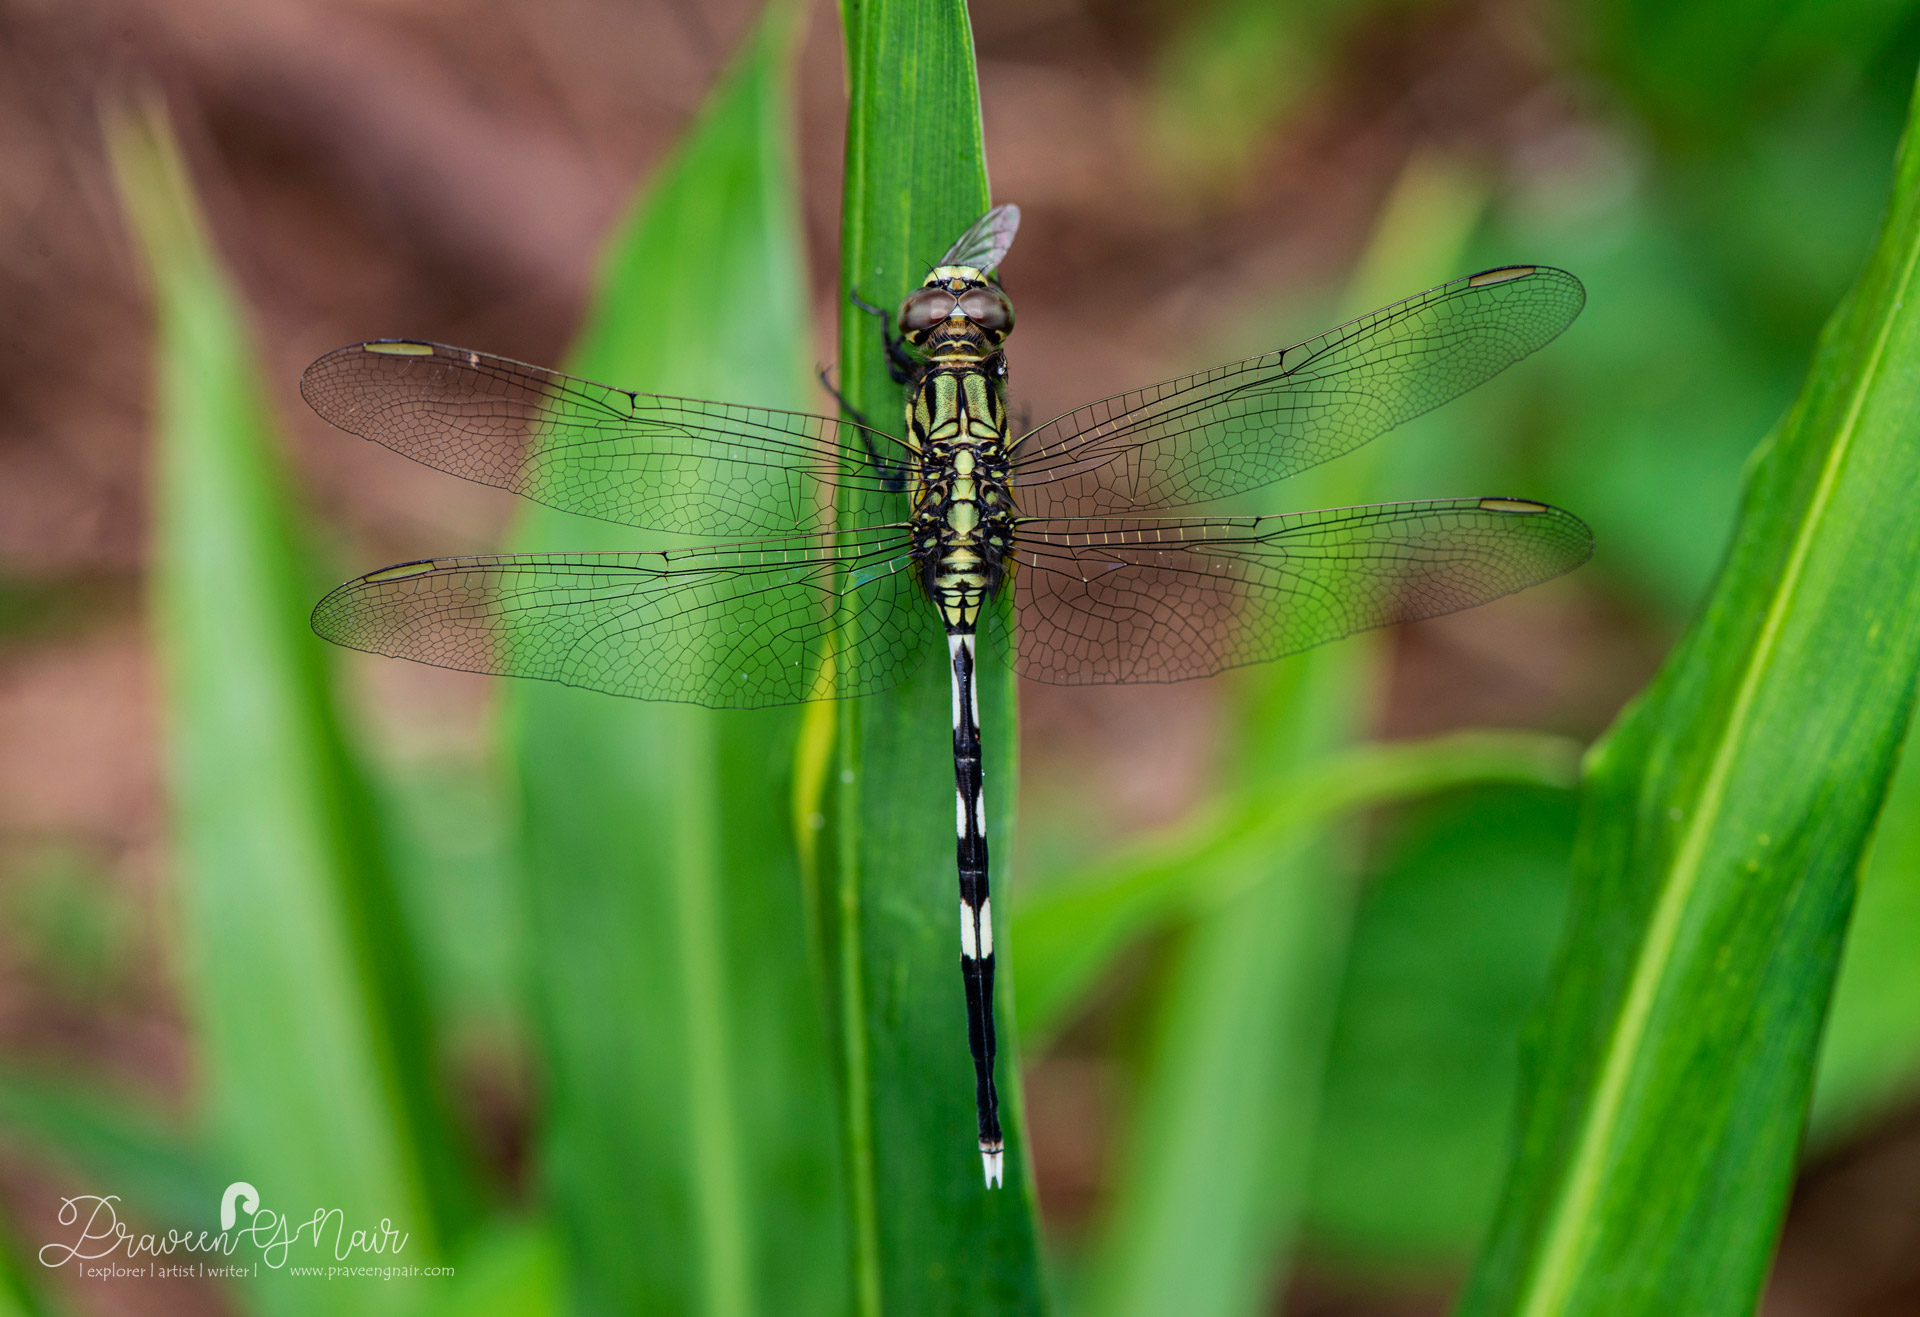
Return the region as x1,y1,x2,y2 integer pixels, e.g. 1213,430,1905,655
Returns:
1010,266,1584,515
1009,498,1592,685
939,204,1021,273
301,341,909,539
311,531,928,709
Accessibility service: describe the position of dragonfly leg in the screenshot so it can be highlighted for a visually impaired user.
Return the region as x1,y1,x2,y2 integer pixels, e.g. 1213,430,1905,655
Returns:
817,363,877,428
949,631,1004,1188
849,287,916,384
817,365,908,492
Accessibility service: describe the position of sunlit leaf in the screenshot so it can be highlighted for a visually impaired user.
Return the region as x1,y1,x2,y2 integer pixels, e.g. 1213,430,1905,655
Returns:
828,0,1048,1309
112,97,468,1315
1458,65,1920,1317
509,5,847,1312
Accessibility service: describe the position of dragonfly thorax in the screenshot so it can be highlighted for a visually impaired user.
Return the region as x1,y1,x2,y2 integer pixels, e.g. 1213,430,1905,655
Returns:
907,358,1016,632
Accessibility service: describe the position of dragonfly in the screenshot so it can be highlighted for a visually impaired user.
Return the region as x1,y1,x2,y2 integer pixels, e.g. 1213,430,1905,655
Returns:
302,204,1591,1189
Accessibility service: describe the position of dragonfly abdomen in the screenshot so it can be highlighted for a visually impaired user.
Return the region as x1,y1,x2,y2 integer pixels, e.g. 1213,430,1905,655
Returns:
949,632,1003,1186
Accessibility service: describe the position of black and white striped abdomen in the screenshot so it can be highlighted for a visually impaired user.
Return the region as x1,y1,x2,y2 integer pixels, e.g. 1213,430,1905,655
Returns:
948,632,1003,1186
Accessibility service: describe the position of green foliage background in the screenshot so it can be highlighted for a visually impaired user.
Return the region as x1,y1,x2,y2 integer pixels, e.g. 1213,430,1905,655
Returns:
7,0,1920,1314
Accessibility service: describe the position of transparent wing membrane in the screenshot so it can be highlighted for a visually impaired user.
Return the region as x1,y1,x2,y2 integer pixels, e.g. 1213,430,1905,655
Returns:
1009,498,1592,686
301,341,909,539
306,249,1593,1198
938,203,1021,273
306,265,1590,703
310,532,928,708
1010,266,1584,516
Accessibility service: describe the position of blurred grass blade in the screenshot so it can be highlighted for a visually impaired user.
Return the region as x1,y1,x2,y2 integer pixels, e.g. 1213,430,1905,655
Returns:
420,1222,561,1317
0,1072,214,1233
1304,785,1581,1268
111,98,465,1313
509,5,846,1314
0,1208,48,1317
1014,730,1579,1050
1810,729,1920,1138
1457,67,1920,1317
1148,0,1351,192
833,0,1047,1310
1080,154,1487,1317
1083,653,1373,1317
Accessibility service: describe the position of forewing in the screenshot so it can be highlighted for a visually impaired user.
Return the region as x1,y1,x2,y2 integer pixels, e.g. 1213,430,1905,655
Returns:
310,531,930,709
1010,498,1592,685
1012,266,1584,515
939,203,1021,273
301,341,908,538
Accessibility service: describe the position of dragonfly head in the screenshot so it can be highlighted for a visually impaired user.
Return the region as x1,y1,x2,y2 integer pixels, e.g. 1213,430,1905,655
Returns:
899,266,1014,361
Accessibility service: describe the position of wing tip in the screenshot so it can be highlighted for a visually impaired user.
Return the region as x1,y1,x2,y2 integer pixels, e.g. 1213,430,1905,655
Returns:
310,558,446,649
1474,494,1595,555
300,340,432,427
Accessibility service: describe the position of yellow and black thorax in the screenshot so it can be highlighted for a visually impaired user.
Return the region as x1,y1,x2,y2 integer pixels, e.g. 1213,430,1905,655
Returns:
896,265,1018,633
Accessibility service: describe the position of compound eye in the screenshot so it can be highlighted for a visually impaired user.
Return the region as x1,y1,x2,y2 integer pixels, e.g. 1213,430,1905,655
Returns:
900,289,958,334
957,287,1013,333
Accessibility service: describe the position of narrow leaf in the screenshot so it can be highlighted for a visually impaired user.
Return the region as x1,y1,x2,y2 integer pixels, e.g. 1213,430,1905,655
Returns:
1457,65,1920,1317
832,0,1047,1310
1809,720,1920,1139
1080,153,1490,1317
510,7,847,1314
0,1072,214,1234
1305,786,1579,1267
113,97,465,1314
421,1223,561,1317
1013,730,1579,1050
0,1208,49,1317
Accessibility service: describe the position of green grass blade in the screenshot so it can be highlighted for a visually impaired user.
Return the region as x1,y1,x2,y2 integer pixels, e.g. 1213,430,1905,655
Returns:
509,6,846,1314
1080,661,1371,1317
419,1223,560,1317
1305,786,1580,1268
1810,727,1920,1138
112,98,465,1314
1456,66,1920,1317
1146,0,1354,192
832,1,1047,1310
1077,154,1487,1317
1013,730,1579,1050
0,1072,213,1233
0,1199,52,1317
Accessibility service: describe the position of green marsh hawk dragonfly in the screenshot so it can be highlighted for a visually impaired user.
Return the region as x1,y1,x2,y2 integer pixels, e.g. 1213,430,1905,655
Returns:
303,204,1591,1189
